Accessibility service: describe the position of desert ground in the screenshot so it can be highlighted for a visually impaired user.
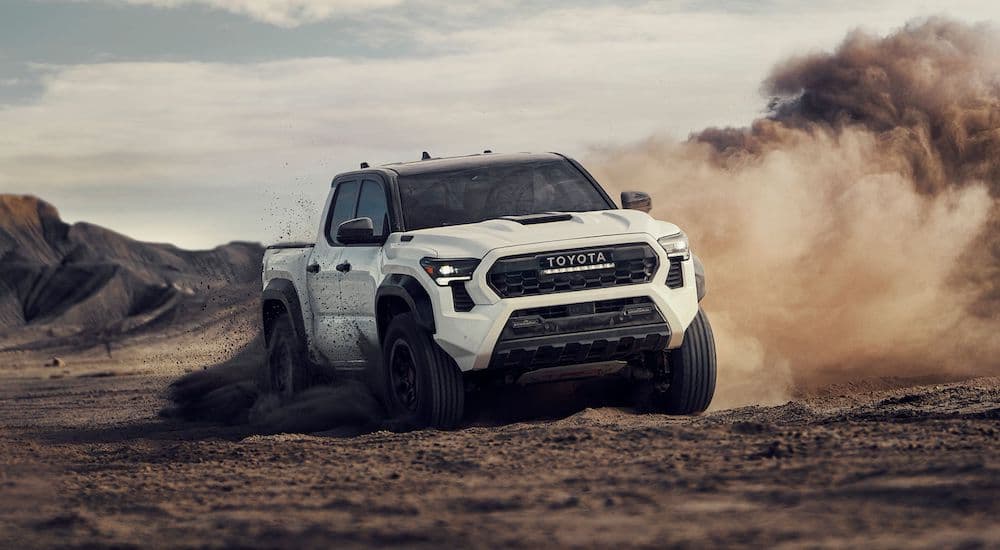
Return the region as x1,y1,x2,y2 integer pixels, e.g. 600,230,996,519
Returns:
1,341,997,548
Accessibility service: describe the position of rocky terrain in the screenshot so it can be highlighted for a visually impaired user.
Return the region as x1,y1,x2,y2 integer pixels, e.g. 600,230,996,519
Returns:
0,194,262,357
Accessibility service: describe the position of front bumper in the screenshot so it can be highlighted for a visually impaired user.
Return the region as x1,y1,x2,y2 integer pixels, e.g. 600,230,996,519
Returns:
427,233,700,372
491,296,669,370
493,325,670,370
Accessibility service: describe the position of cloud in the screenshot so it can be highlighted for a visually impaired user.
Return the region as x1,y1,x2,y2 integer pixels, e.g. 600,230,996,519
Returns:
80,0,1000,28
105,0,402,27
0,5,799,190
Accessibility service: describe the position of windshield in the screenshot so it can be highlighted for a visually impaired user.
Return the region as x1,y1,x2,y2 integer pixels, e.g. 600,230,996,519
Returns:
396,160,613,230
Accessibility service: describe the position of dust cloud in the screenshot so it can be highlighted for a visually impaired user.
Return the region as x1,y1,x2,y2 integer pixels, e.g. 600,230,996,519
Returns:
162,355,388,436
591,18,1000,408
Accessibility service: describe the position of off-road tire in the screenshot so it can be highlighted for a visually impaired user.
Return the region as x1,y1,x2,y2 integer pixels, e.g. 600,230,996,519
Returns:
383,313,465,429
663,308,717,414
262,312,310,397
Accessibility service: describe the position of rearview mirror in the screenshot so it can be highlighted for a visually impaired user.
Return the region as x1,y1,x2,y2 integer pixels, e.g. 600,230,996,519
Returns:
337,217,378,245
621,191,652,213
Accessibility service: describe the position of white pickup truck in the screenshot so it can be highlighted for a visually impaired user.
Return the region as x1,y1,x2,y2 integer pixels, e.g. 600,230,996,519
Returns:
262,152,715,428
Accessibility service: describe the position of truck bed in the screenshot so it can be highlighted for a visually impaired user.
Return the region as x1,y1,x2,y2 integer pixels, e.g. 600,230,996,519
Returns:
265,242,315,250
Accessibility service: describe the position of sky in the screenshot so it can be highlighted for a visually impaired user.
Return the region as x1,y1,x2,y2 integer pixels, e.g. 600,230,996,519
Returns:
2,0,999,249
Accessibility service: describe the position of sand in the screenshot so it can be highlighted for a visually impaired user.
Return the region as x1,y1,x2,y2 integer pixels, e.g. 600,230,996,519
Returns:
0,356,996,549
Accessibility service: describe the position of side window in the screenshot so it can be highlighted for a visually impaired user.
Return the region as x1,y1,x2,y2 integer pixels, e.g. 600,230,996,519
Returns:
327,180,360,244
356,179,389,239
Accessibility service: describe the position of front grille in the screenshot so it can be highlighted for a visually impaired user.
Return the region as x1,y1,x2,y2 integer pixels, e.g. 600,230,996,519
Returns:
450,282,475,312
666,258,684,288
487,243,658,298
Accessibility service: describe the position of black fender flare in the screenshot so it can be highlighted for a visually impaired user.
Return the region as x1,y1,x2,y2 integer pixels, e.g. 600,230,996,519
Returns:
262,278,309,346
375,274,436,340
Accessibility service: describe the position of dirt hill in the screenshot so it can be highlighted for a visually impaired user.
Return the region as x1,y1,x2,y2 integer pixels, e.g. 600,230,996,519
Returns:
0,195,262,352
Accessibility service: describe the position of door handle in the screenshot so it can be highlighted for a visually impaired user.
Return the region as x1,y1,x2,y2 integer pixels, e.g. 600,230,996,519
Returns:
336,261,352,273
306,263,320,274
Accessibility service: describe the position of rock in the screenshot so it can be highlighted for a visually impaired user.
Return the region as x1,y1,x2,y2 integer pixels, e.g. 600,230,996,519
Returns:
45,356,65,368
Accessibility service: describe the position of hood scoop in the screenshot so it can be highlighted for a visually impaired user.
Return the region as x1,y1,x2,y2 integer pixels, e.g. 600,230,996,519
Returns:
499,213,573,225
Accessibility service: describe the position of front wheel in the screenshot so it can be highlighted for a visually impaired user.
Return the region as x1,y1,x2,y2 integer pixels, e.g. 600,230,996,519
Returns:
639,308,717,414
383,313,465,429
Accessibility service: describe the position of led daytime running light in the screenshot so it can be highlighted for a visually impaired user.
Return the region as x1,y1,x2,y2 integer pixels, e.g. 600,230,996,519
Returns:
540,262,615,275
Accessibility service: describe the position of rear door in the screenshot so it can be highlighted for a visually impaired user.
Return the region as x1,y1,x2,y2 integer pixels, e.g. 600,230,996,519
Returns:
335,177,391,369
306,178,358,366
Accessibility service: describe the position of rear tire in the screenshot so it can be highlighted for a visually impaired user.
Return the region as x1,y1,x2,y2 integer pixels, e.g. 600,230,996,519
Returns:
663,308,717,414
383,313,465,429
263,312,310,397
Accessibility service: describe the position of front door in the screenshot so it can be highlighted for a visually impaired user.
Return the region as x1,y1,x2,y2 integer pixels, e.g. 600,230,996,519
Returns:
334,177,391,370
306,178,358,367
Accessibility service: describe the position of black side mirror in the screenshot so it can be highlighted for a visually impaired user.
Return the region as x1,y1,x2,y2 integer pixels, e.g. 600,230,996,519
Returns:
621,191,652,213
337,217,377,245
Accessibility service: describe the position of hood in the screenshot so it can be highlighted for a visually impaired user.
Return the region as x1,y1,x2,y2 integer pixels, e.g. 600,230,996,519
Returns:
392,209,680,259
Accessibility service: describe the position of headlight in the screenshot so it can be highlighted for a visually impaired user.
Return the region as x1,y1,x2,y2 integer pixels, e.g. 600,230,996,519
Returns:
420,258,481,286
657,232,690,260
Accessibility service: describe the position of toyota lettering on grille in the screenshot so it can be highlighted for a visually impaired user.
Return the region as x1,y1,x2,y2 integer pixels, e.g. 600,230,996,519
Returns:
539,250,615,275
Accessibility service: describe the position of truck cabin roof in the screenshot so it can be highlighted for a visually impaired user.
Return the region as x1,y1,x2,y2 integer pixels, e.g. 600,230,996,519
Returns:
378,152,566,177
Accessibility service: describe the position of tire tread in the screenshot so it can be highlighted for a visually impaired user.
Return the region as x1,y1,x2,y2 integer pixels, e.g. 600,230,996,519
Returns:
384,313,464,429
666,309,717,414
